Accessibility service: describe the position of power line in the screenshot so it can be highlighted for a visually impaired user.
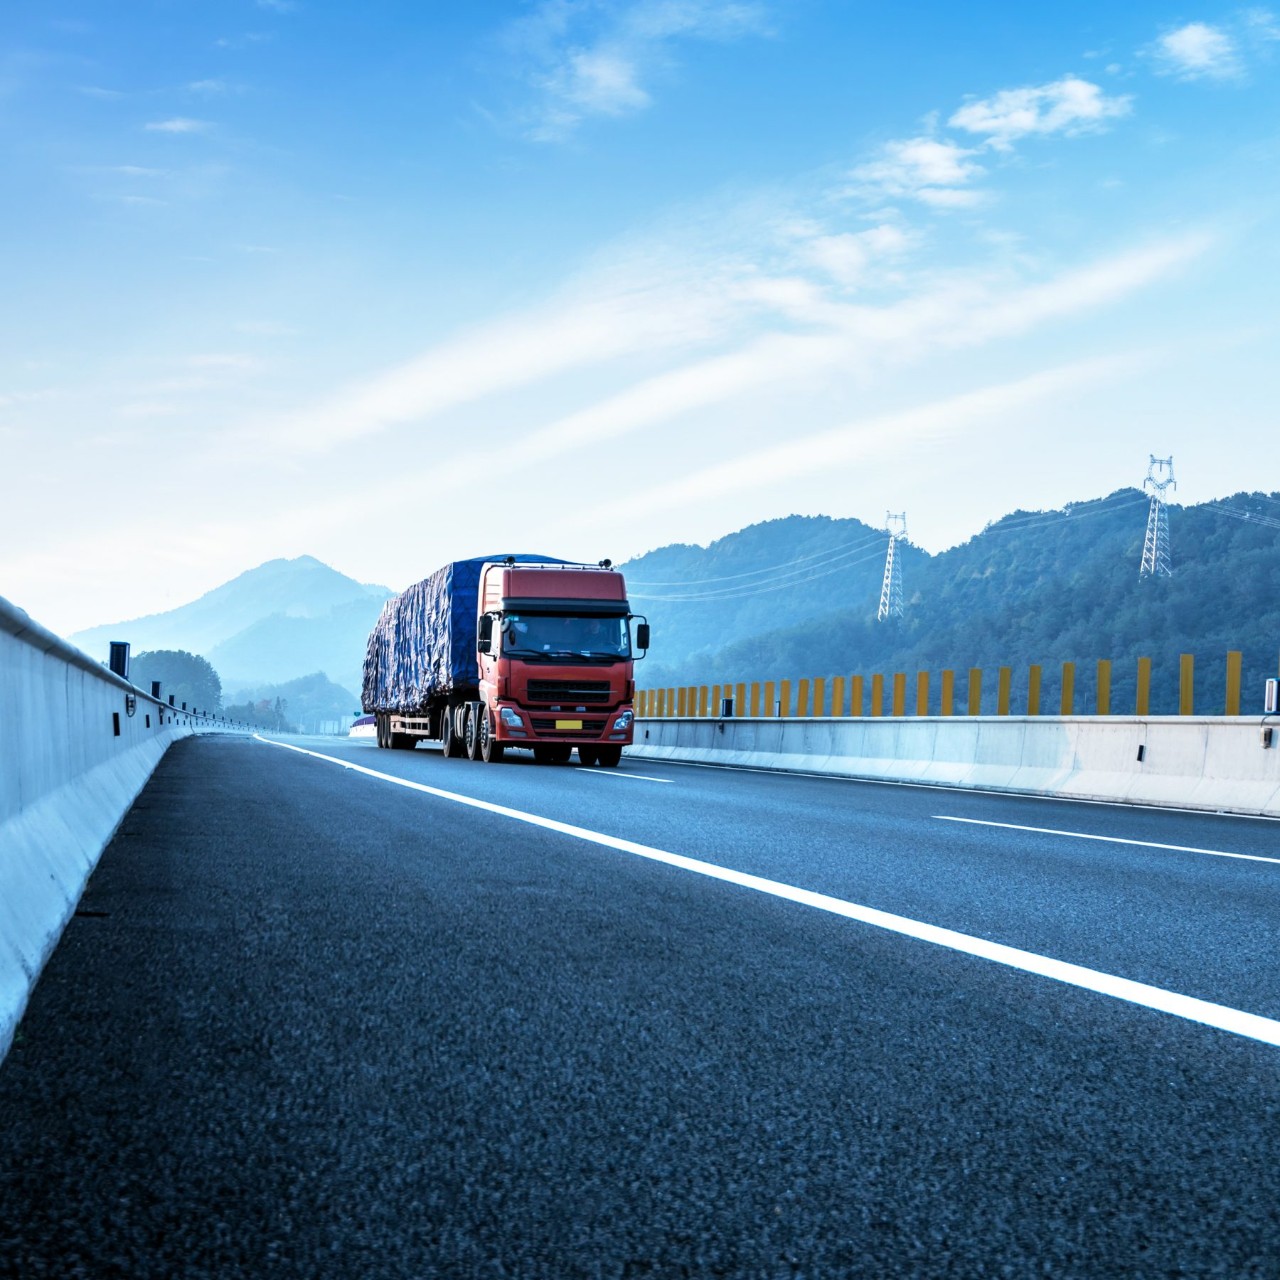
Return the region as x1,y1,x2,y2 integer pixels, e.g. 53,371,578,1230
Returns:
626,530,885,588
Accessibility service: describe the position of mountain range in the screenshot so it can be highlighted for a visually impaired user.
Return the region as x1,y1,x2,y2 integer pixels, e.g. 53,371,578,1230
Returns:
70,556,392,700
66,488,1280,721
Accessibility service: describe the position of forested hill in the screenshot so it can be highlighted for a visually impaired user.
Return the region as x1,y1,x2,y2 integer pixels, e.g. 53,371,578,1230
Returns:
623,489,1280,715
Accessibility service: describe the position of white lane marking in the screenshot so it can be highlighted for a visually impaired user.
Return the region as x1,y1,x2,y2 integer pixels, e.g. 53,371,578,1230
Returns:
936,815,1280,867
254,736,1280,1047
580,769,672,782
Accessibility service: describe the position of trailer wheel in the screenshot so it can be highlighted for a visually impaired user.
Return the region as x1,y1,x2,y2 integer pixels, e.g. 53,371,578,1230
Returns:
441,705,464,758
577,746,598,767
479,710,504,763
390,730,415,750
464,704,483,761
595,745,622,768
375,714,385,748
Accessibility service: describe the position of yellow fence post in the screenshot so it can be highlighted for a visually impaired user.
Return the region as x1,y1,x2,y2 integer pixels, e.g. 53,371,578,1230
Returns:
1096,660,1111,716
735,683,746,717
668,688,677,718
967,668,982,716
916,672,929,717
750,682,761,717
1136,657,1151,715
892,673,906,717
831,676,846,717
997,667,1011,716
1027,665,1041,716
797,678,811,718
763,680,776,717
1180,654,1194,715
711,684,721,716
850,675,864,717
1226,650,1242,715
655,689,665,717
813,677,826,717
677,687,688,717
779,679,792,718
941,670,955,716
871,674,884,717
1060,663,1075,715
697,686,708,718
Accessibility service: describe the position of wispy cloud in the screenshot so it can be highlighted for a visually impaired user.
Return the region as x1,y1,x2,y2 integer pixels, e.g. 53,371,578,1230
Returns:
949,76,1132,150
1151,22,1242,80
145,117,212,133
506,0,771,140
582,356,1139,523
1148,11,1280,81
849,137,985,207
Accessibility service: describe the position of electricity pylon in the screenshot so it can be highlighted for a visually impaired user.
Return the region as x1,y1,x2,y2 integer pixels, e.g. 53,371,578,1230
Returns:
1139,455,1175,579
878,512,908,620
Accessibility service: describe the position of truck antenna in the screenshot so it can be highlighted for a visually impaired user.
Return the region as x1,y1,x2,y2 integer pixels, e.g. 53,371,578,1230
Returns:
505,556,516,567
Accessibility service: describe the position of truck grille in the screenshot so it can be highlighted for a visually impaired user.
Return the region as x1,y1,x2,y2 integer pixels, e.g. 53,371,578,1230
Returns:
530,718,607,736
526,680,611,704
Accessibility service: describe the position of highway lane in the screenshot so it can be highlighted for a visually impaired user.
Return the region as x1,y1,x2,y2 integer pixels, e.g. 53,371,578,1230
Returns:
304,734,1280,1024
1,733,1277,1277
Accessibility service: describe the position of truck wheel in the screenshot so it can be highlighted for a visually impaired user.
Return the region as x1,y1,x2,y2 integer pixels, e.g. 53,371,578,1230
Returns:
441,706,464,758
577,746,598,767
479,711,504,763
464,704,483,761
390,730,414,750
548,745,571,764
376,714,386,748
595,745,622,768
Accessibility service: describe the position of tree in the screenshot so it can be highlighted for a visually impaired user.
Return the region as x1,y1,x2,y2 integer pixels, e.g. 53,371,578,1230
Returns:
130,650,222,712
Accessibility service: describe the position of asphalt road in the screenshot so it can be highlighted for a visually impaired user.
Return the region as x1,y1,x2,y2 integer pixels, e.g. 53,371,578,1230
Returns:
1,733,1278,1277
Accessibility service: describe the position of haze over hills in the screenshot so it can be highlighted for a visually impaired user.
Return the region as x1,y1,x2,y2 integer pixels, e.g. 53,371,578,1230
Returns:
70,556,392,700
62,489,1280,722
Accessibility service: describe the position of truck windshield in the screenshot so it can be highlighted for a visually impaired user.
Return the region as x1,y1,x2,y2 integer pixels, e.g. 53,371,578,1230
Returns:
502,614,631,662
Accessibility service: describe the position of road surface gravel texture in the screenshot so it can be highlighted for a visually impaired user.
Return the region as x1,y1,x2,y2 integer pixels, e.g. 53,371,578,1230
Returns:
1,734,1277,1277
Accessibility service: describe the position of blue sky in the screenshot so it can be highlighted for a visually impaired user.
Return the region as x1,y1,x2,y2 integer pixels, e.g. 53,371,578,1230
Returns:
3,1,1279,633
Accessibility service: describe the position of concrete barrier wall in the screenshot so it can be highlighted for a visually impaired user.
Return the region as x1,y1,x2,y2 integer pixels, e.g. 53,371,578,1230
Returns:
0,594,235,1062
629,715,1280,817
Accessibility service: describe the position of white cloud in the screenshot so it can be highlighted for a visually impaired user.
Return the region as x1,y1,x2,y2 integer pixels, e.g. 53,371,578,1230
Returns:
949,77,1131,150
145,117,211,133
850,137,985,206
794,224,912,287
509,0,770,140
1152,22,1241,80
575,356,1139,524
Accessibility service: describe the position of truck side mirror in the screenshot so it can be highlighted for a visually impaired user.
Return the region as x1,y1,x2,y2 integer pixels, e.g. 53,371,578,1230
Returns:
635,622,650,651
477,613,494,653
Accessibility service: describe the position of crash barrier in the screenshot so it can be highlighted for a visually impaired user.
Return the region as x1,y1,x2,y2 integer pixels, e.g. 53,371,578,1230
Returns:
627,714,1280,817
636,650,1275,721
0,595,248,1063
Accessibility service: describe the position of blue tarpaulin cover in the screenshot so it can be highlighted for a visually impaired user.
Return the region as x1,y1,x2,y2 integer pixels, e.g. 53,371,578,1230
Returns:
361,555,565,713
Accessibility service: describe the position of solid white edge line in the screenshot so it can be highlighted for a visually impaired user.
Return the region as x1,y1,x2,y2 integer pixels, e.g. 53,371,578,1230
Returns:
935,815,1280,867
581,769,672,782
253,735,1280,1047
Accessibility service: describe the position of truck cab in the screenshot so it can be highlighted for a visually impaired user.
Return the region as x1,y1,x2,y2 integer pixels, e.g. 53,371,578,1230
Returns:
473,561,648,766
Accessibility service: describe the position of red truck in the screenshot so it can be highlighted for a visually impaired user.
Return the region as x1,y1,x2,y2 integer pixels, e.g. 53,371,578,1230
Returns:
362,556,649,767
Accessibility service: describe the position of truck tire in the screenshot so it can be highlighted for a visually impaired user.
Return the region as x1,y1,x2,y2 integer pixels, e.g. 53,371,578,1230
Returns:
464,703,483,761
595,745,622,768
376,714,386,748
577,746,598,767
390,730,415,750
441,705,464,758
479,710,504,763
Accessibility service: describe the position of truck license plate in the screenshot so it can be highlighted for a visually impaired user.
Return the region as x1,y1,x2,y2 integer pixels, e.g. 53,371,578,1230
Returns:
555,719,583,731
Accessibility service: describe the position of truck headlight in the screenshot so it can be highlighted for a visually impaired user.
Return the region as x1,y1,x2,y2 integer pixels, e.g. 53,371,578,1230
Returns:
500,707,524,728
613,710,633,731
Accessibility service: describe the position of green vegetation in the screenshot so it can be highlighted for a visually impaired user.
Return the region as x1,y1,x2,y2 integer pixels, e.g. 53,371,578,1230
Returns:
130,650,222,713
628,490,1280,715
